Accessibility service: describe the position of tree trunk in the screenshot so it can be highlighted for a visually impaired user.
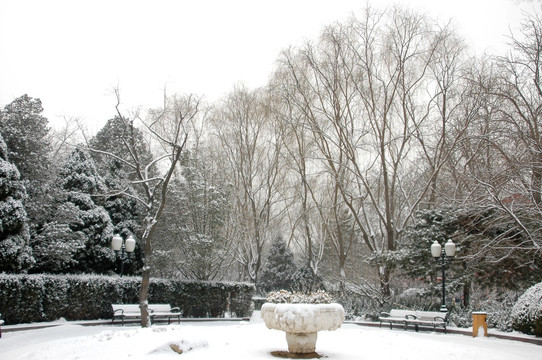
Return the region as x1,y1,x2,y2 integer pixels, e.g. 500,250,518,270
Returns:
139,221,154,327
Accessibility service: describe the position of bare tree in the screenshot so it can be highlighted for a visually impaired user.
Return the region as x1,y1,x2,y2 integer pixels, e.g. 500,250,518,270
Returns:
210,85,283,284
492,14,542,206
48,116,85,161
87,90,200,327
273,6,473,298
271,90,326,277
448,14,542,275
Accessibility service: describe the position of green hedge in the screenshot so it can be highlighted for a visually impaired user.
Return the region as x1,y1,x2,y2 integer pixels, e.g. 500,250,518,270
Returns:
0,274,254,325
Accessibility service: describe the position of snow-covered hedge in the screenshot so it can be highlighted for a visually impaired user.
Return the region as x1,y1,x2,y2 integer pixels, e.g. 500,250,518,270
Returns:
510,282,542,336
266,290,334,304
0,274,254,325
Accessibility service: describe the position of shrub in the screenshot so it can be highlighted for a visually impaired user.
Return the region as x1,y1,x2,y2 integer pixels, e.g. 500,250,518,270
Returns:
0,273,254,325
511,282,542,336
266,290,334,304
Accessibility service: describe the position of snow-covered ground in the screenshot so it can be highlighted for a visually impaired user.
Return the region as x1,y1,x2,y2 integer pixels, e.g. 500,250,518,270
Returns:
1,313,539,360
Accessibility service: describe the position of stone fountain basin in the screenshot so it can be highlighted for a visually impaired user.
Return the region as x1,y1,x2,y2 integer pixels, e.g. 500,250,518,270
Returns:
261,303,345,353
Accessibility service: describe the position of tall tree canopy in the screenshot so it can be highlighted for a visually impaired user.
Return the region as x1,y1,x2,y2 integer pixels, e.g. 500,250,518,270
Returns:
0,94,51,182
0,133,34,272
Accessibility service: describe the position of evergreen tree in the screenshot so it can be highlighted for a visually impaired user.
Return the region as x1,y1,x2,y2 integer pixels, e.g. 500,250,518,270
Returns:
291,265,324,293
0,95,53,230
0,133,34,272
54,148,115,273
258,235,297,294
0,94,51,182
151,148,234,280
30,183,86,273
88,116,150,273
89,116,153,181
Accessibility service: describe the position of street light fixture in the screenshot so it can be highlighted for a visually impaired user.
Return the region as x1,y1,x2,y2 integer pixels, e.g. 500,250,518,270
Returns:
112,234,136,277
431,239,456,312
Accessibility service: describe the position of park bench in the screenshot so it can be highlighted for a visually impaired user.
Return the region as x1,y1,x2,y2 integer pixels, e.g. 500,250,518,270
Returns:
112,304,182,325
0,312,3,338
379,309,447,332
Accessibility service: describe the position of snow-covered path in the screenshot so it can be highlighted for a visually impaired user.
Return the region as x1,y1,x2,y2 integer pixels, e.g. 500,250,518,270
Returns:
1,316,539,360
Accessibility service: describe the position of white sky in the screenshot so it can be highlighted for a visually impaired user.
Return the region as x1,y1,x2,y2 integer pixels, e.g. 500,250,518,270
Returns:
0,0,540,133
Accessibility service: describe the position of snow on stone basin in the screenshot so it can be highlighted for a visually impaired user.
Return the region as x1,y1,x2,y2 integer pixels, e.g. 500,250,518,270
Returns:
261,303,345,333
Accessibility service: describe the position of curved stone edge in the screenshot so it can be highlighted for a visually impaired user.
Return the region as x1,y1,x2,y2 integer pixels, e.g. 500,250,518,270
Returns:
261,302,345,334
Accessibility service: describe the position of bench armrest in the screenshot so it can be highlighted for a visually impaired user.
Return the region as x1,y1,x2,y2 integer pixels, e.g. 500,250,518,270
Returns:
114,309,124,315
405,314,417,320
434,316,446,322
380,312,391,317
171,307,181,313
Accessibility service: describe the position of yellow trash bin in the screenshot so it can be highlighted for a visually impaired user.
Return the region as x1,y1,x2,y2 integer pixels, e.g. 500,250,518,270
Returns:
472,312,488,337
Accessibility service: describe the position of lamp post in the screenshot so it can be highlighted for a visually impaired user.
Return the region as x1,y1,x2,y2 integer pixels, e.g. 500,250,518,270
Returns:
112,234,136,277
431,239,456,312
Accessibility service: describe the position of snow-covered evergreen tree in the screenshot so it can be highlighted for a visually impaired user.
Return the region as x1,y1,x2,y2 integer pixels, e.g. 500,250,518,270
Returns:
258,235,297,294
0,133,34,272
0,94,50,182
88,116,149,273
0,95,53,236
152,148,234,280
53,148,115,273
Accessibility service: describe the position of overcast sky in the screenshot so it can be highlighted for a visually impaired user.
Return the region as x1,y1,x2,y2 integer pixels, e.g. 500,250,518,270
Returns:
0,0,540,133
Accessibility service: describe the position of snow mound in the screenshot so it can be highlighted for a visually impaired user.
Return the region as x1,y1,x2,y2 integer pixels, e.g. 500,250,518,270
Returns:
151,338,209,355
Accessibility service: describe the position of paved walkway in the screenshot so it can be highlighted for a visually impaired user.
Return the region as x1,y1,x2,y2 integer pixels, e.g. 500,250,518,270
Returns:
346,320,542,346
2,316,540,346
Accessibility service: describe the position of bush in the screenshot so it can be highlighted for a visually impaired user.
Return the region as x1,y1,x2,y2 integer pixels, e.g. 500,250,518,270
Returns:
511,282,542,336
266,290,335,304
0,273,254,325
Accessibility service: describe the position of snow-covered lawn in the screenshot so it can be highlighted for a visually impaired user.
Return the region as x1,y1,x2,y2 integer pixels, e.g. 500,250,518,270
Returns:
1,315,539,360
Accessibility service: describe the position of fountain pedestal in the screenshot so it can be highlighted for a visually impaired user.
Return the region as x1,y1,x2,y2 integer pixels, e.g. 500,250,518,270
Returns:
261,303,345,354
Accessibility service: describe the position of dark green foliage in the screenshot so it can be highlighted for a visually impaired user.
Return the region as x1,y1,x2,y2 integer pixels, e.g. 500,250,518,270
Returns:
258,235,297,294
291,265,324,293
0,274,255,325
0,133,34,272
152,148,233,280
399,208,460,281
0,94,50,183
89,116,153,181
36,148,117,274
0,95,53,241
59,148,107,195
88,116,149,274
403,207,542,293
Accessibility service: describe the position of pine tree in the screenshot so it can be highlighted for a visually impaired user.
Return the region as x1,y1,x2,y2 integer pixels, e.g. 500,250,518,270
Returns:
152,149,233,280
0,94,51,182
55,148,115,273
0,95,53,232
258,235,297,294
88,116,149,273
0,133,34,272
